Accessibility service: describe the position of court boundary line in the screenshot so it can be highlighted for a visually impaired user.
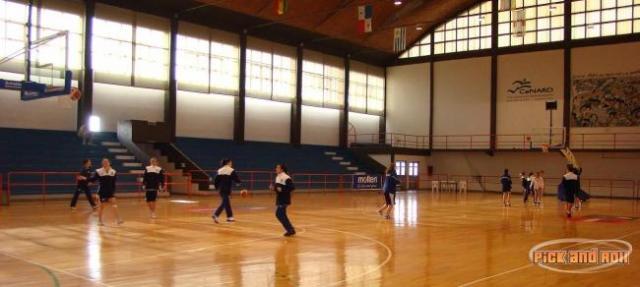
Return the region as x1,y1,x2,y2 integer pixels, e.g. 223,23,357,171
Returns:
457,229,640,286
65,219,313,272
0,249,111,287
310,226,393,286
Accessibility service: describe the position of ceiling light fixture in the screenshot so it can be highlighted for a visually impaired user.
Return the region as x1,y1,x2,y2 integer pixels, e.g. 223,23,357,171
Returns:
394,0,403,6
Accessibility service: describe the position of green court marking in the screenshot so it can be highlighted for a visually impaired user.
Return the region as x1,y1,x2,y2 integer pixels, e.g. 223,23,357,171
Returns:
37,265,61,287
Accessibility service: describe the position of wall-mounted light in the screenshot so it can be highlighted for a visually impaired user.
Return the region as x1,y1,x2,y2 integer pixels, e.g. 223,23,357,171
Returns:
89,115,101,132
416,25,424,31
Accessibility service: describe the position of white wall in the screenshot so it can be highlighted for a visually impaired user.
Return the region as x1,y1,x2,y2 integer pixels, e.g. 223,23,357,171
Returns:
385,151,640,197
0,72,78,131
369,154,391,167
93,83,165,132
176,91,234,139
433,57,491,148
349,112,379,144
497,50,564,149
301,105,339,146
386,63,430,138
428,151,640,196
245,97,291,143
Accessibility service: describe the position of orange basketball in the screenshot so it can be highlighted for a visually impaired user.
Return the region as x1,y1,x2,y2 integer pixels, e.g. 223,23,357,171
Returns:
69,88,82,101
240,189,249,198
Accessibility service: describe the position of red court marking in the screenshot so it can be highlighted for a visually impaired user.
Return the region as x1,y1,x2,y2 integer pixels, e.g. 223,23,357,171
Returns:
571,214,638,223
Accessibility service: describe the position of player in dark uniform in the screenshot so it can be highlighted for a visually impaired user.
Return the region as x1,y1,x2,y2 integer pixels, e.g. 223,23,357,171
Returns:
211,159,247,223
142,157,165,219
377,163,399,219
270,163,296,237
500,169,512,207
561,165,579,218
91,158,123,226
70,159,97,211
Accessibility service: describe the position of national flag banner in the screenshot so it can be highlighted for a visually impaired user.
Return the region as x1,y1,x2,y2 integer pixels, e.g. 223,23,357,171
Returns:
274,0,288,16
393,27,406,52
357,4,373,33
512,9,525,37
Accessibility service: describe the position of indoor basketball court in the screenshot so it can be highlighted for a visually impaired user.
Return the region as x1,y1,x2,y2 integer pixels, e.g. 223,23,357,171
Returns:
1,0,639,286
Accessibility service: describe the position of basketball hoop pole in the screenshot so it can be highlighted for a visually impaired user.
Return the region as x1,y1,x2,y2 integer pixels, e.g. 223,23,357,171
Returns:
549,109,553,146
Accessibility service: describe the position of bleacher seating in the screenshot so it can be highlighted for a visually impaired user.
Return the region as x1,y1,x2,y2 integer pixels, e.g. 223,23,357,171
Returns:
175,137,374,174
0,128,380,196
0,128,140,195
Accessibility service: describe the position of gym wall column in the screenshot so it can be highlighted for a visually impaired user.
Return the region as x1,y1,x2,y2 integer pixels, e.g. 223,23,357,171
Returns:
234,31,247,144
489,0,499,153
290,44,303,146
339,55,350,148
428,34,434,153
166,14,178,142
563,0,571,147
379,67,387,145
78,0,95,129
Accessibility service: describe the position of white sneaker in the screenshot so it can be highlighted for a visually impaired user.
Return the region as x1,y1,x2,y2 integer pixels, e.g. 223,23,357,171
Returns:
226,217,235,222
150,213,157,219
212,215,219,224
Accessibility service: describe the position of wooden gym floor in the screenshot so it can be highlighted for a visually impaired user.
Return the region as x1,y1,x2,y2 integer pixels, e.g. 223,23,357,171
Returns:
0,191,639,286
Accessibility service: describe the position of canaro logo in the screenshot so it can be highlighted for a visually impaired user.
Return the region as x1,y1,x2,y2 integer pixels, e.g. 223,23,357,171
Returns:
529,238,632,274
508,78,554,95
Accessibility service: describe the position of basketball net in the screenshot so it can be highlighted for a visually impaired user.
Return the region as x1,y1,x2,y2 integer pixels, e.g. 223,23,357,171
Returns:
540,144,550,153
560,147,580,169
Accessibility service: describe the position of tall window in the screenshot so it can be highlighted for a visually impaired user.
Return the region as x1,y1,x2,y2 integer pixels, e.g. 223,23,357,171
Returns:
302,57,345,108
176,34,209,89
33,7,84,71
246,48,296,102
434,1,492,54
0,1,83,74
498,0,565,47
302,60,323,105
408,162,419,176
176,31,239,95
0,0,28,68
134,26,169,82
349,64,385,115
210,41,239,94
93,18,134,79
396,161,407,176
246,49,272,99
399,35,431,58
272,54,296,101
571,0,640,39
93,10,171,87
349,70,367,112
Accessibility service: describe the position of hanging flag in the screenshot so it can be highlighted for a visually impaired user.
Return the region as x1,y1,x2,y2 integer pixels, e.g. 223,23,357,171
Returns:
274,0,288,16
357,4,373,33
512,9,525,37
393,27,406,52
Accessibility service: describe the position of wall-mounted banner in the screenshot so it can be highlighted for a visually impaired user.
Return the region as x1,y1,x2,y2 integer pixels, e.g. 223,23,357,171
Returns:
353,175,382,189
572,71,640,127
506,78,555,102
